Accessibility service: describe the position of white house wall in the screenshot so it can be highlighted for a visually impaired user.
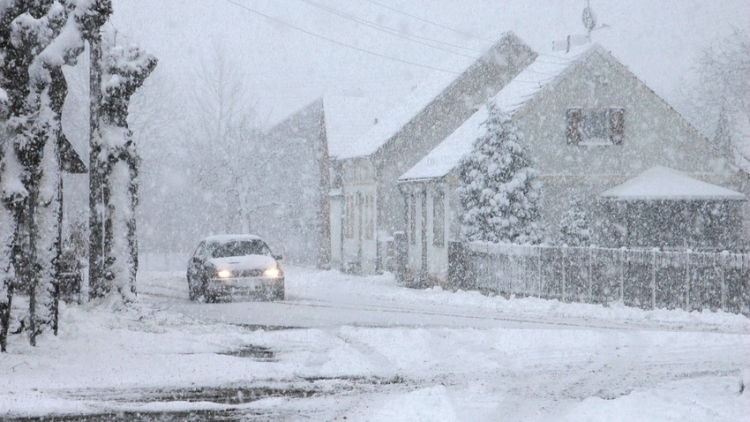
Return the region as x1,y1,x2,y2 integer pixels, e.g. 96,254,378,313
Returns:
341,159,378,273
404,182,450,281
329,194,343,267
406,191,423,274
426,185,450,279
260,100,329,266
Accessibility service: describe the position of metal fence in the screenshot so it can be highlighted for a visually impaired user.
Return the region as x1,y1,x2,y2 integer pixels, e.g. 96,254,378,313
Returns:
448,242,750,316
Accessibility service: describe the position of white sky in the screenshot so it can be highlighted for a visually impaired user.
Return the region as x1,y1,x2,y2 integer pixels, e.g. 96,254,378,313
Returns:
109,0,750,124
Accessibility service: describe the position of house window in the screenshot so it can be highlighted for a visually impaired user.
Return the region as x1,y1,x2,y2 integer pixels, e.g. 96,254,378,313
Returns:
364,195,374,240
409,195,416,245
567,108,624,145
432,193,444,246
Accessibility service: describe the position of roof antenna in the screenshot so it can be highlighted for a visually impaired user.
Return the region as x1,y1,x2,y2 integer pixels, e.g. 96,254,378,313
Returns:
553,1,609,52
582,0,596,40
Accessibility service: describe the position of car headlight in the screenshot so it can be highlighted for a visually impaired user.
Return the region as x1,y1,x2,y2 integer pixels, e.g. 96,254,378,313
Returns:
217,269,232,278
263,267,280,278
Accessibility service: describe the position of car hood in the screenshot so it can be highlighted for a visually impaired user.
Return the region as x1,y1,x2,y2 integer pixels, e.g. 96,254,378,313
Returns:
208,255,277,271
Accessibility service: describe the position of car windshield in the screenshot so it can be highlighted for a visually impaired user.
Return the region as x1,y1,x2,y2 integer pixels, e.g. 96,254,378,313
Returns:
207,240,269,258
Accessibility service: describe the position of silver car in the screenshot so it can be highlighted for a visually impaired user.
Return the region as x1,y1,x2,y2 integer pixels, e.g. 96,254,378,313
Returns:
187,235,285,302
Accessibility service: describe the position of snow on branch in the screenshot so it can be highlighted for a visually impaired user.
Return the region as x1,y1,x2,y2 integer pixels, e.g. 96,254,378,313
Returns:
99,39,157,129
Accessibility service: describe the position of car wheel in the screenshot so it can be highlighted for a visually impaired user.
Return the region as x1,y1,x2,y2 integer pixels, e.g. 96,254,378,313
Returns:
202,285,214,303
187,276,199,301
273,285,285,301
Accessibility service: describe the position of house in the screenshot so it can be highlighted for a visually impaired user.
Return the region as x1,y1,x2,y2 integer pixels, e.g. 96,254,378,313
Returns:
330,32,537,274
248,99,329,267
252,96,393,268
398,44,747,283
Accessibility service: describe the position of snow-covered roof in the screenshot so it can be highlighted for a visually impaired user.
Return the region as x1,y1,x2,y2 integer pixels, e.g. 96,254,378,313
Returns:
323,96,396,158
600,166,745,201
334,32,525,160
400,44,594,181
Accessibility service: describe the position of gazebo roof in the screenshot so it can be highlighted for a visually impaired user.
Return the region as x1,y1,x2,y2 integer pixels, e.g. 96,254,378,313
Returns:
600,166,745,201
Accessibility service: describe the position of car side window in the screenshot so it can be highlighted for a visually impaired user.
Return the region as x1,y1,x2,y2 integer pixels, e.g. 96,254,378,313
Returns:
193,241,205,259
261,243,273,256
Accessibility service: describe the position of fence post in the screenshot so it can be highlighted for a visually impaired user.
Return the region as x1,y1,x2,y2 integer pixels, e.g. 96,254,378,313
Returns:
619,247,625,303
720,251,728,311
651,248,657,310
538,248,542,298
685,249,691,311
562,245,567,302
588,247,593,303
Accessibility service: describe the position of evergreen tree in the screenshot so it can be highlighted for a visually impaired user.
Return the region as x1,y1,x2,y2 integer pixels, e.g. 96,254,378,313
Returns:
558,197,590,246
457,102,543,244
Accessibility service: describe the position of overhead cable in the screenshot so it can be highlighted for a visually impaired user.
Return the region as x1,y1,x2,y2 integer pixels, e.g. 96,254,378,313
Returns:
223,0,462,75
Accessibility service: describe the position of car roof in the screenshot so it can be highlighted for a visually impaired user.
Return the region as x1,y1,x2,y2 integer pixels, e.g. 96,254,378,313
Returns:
202,234,265,244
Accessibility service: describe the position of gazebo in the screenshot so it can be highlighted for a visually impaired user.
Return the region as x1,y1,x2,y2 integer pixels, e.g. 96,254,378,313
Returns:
599,166,746,251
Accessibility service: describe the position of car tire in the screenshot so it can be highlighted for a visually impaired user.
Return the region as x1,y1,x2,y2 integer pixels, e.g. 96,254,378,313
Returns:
187,276,199,301
273,285,285,301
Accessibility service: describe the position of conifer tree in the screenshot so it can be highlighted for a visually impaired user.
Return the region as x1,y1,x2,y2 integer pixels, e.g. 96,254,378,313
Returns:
558,197,590,246
457,103,543,244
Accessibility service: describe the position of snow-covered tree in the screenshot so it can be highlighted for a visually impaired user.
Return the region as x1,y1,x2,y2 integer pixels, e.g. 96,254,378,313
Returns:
183,46,267,234
558,197,590,246
97,37,157,302
0,0,111,347
457,103,543,244
680,29,750,156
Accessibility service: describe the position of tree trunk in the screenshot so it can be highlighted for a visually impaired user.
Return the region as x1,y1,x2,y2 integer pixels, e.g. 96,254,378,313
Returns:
89,34,107,299
0,144,16,351
97,40,156,302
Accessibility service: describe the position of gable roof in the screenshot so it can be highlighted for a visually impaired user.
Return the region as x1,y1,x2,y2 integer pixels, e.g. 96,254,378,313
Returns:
600,166,745,201
322,96,397,158
265,95,400,159
334,32,531,160
400,44,595,182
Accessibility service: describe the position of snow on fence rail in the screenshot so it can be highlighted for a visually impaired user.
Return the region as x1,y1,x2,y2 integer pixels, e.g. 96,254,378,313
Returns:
448,242,750,315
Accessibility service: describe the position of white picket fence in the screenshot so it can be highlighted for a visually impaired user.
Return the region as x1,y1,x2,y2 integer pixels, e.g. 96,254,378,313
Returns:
449,242,750,315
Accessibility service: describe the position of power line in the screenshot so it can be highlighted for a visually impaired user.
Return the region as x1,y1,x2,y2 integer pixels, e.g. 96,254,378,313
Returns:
223,0,462,75
298,0,482,56
363,0,496,44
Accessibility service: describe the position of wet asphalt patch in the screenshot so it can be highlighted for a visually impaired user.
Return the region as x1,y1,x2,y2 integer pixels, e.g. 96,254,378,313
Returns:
4,376,408,421
218,344,276,361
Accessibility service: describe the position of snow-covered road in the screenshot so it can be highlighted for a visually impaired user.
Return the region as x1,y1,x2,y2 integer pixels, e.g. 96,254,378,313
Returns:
1,266,749,421
140,266,749,334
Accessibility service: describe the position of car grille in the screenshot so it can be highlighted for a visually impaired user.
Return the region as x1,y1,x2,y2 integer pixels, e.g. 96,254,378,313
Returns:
236,269,265,277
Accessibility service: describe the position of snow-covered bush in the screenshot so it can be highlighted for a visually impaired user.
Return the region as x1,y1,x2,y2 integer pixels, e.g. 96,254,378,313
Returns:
457,102,543,244
558,197,591,246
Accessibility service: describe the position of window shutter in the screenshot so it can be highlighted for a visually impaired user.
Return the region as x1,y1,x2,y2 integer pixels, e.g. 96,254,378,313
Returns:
566,108,582,144
609,108,625,145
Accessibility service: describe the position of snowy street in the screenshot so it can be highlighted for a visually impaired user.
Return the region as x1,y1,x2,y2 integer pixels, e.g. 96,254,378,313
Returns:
2,266,749,421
